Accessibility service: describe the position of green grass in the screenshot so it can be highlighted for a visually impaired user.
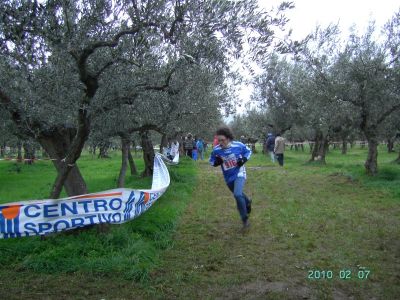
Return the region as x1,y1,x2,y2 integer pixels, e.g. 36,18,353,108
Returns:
245,144,400,299
0,145,399,299
0,152,197,281
262,143,400,197
138,145,399,299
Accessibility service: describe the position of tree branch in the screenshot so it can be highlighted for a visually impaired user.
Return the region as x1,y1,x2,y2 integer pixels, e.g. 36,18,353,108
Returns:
135,66,177,92
161,1,185,44
123,124,163,135
95,60,116,79
0,88,45,137
116,57,142,67
377,101,400,125
0,88,12,106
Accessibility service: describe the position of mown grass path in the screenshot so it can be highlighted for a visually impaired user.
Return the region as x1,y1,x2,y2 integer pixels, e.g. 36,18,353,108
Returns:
142,157,399,299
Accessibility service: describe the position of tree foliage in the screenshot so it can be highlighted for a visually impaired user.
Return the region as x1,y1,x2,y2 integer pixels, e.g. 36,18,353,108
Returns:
0,0,292,196
251,12,400,173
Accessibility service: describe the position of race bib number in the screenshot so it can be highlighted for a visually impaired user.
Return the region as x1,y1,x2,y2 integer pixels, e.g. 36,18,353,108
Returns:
222,154,237,171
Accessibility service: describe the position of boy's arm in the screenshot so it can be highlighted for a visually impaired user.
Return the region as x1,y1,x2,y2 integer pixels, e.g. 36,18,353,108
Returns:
243,143,252,160
237,143,252,167
209,150,222,167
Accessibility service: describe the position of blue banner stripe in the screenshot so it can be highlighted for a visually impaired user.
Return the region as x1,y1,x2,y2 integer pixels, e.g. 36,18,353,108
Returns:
14,216,21,237
127,195,134,218
124,192,135,213
6,219,15,238
124,192,136,221
135,193,145,216
0,213,5,233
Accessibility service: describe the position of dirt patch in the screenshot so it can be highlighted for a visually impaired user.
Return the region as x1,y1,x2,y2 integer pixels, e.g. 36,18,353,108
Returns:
328,172,358,183
248,166,277,170
213,280,312,299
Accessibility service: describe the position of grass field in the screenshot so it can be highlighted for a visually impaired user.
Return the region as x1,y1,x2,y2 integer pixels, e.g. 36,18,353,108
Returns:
0,152,197,281
0,145,399,299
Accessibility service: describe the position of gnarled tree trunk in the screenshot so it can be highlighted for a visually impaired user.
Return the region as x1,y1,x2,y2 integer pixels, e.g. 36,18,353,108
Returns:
160,133,168,155
23,141,35,164
117,136,130,188
17,141,22,162
39,127,88,198
318,136,330,163
341,140,348,154
0,143,5,157
309,130,329,164
309,130,322,162
365,136,378,176
140,130,155,177
310,144,320,162
128,146,137,175
98,141,111,158
387,139,395,153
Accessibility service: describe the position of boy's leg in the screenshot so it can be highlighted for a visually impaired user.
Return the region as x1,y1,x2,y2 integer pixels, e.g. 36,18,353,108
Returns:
243,192,251,214
238,179,251,206
227,181,234,193
233,177,248,222
228,181,251,213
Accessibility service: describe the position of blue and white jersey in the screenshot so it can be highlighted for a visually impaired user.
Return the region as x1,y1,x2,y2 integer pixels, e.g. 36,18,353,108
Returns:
209,141,252,183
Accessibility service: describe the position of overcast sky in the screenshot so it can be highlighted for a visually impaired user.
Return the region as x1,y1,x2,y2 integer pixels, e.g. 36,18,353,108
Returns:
265,0,399,40
233,0,400,116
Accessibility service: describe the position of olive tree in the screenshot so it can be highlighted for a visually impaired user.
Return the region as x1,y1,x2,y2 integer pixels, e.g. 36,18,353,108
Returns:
297,16,400,173
0,0,292,197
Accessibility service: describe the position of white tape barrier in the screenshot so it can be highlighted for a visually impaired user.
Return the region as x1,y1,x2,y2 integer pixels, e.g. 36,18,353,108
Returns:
159,153,180,165
0,158,57,161
0,153,170,239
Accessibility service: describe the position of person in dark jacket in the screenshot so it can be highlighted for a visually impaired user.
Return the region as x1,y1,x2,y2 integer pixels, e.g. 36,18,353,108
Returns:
184,134,194,158
196,138,205,160
266,133,276,163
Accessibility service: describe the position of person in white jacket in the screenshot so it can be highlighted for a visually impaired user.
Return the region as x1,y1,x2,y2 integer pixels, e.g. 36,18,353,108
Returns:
170,140,179,160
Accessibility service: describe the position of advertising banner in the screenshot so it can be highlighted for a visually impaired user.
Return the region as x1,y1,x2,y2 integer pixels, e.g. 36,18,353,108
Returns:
0,153,170,239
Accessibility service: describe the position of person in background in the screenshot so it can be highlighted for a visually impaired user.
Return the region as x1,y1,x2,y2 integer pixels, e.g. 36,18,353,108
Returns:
164,141,172,160
183,137,188,156
179,135,185,156
192,136,198,161
266,133,276,163
196,138,204,160
185,134,194,158
213,135,219,147
209,126,252,230
170,140,179,160
203,141,208,154
274,133,285,166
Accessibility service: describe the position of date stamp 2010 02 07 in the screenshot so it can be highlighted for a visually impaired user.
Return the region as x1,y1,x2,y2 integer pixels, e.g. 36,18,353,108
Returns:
307,269,371,280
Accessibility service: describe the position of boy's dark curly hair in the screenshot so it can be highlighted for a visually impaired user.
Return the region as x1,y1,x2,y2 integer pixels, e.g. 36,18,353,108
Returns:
216,126,234,140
